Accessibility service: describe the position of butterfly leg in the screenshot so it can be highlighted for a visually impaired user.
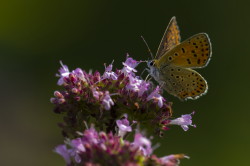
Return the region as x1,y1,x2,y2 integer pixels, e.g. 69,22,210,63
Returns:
145,74,152,81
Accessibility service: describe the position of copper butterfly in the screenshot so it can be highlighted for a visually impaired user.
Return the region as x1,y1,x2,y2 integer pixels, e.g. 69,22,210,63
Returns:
147,16,212,100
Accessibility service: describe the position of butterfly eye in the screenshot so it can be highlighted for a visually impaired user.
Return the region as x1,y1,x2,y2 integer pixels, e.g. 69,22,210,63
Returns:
149,61,154,66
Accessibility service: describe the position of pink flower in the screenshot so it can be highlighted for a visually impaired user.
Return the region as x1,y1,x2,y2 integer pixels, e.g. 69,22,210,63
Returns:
169,112,196,131
56,61,70,85
92,88,103,100
160,154,189,166
125,75,142,92
147,86,165,108
116,114,132,137
102,63,118,80
73,68,86,81
122,55,139,75
132,133,152,156
54,145,71,165
102,91,114,110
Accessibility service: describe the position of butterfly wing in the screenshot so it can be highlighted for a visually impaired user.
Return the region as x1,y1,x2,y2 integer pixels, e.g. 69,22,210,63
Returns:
155,16,181,59
159,65,208,100
156,33,212,69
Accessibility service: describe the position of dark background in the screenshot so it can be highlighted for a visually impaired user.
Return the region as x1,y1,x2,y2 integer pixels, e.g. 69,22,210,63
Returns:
1,0,249,166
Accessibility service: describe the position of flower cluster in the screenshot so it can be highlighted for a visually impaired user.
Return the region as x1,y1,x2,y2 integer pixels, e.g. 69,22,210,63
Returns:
51,55,181,138
51,55,196,165
55,125,189,166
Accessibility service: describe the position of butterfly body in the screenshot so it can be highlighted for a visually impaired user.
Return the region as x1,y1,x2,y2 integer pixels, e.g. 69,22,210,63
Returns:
147,17,212,100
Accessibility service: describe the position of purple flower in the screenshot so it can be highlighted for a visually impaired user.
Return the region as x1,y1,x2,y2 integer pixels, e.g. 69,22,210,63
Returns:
102,63,118,80
169,112,196,131
54,145,71,165
92,88,103,100
132,133,152,156
82,126,99,144
147,86,165,108
122,55,139,75
116,114,132,137
160,154,189,165
102,91,114,110
125,75,142,92
71,138,85,152
72,68,86,82
69,138,86,163
55,126,189,166
56,61,70,85
138,81,150,97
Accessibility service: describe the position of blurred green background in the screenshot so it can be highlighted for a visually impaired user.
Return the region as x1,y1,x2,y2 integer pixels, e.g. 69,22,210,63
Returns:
1,0,250,165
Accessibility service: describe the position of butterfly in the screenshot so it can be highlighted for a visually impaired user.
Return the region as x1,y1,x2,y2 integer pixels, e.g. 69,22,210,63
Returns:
147,16,212,100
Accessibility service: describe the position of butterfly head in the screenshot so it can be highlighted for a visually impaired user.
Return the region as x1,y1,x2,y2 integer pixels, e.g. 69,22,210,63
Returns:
147,60,156,68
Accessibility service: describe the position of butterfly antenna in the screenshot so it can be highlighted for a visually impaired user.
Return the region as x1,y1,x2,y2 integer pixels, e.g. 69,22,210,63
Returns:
141,36,154,60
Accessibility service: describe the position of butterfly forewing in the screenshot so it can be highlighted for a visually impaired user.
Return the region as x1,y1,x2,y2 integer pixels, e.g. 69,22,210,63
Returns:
156,33,211,69
155,16,181,59
160,66,208,100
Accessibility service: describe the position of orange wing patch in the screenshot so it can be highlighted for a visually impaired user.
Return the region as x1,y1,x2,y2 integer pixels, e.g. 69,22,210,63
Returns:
155,16,181,59
157,33,212,69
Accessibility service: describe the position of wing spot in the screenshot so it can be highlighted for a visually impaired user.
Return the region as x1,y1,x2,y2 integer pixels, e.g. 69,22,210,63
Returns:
168,56,173,61
195,46,198,48
176,76,179,78
206,53,209,56
191,50,195,53
171,74,174,77
193,42,197,45
187,84,190,86
174,53,179,56
194,54,197,57
177,68,181,71
188,75,191,77
187,59,191,64
181,48,185,53
197,59,201,64
173,83,176,86
171,68,174,71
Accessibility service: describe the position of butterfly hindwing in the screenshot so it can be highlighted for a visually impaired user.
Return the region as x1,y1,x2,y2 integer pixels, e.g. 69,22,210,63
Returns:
155,16,181,59
159,65,208,100
156,33,212,69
